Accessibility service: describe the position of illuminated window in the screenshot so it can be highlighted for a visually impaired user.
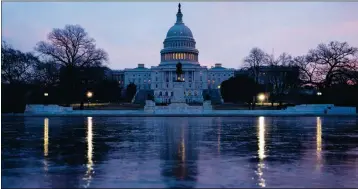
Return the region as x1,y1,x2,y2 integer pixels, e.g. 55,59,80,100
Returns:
172,53,175,59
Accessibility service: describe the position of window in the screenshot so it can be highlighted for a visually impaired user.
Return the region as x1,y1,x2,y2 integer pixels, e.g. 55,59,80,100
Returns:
156,84,158,88
166,84,168,88
171,92,174,96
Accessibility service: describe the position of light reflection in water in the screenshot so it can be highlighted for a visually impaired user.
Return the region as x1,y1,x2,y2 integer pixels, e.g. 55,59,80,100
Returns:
44,118,49,172
316,117,322,170
44,118,49,157
181,126,185,162
84,117,94,188
218,118,221,155
257,116,266,187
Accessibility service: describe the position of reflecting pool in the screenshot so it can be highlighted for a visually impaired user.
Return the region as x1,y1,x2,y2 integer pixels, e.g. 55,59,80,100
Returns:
2,116,358,188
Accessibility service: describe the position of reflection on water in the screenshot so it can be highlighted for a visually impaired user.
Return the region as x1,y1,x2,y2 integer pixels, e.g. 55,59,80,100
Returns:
160,118,199,188
316,117,323,170
2,116,358,188
43,118,49,172
257,116,266,188
217,117,221,155
84,117,94,188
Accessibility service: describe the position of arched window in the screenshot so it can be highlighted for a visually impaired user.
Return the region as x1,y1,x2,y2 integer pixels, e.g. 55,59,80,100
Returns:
165,91,168,96
159,91,162,96
172,53,175,60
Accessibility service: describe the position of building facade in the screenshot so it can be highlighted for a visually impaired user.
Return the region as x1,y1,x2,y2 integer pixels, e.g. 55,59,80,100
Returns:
112,4,234,103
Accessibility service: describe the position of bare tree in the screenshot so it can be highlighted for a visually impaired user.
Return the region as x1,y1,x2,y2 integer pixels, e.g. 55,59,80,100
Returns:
244,47,268,83
266,52,299,105
1,41,39,84
35,24,108,68
293,55,319,85
35,25,108,105
277,52,294,66
306,41,358,88
33,61,60,86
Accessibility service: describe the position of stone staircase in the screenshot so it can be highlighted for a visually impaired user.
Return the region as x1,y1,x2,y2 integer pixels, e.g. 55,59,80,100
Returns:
202,89,223,105
132,90,154,105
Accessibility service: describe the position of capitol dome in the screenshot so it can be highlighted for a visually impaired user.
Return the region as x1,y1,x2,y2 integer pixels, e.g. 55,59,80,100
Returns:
160,3,199,65
166,24,193,38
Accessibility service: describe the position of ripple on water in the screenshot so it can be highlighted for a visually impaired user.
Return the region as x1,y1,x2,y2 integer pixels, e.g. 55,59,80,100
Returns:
2,116,358,188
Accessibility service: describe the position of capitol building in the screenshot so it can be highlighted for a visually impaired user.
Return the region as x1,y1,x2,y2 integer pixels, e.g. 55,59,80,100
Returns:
112,3,234,103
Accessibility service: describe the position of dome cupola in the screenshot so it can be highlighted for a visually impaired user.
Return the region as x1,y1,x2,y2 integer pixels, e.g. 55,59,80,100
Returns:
160,3,199,66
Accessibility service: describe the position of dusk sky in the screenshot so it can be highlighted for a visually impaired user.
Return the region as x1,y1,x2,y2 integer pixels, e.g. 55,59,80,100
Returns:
2,2,358,70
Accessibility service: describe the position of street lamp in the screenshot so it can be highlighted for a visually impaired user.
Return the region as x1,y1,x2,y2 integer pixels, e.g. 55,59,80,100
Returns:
258,93,266,105
44,92,49,105
87,91,93,108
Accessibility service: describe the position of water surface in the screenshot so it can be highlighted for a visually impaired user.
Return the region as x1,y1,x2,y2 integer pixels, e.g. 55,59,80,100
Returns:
2,116,358,188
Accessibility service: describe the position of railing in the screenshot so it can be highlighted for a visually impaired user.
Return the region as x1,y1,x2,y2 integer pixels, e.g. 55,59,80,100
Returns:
131,90,140,104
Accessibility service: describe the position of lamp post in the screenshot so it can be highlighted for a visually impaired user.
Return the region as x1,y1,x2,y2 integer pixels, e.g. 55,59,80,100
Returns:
87,91,93,108
44,92,49,105
258,93,266,106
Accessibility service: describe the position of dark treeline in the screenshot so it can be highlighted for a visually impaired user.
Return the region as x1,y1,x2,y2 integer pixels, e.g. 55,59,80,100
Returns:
2,25,123,113
220,41,358,108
